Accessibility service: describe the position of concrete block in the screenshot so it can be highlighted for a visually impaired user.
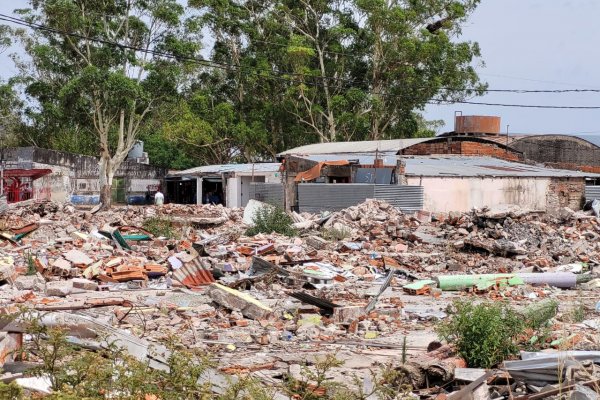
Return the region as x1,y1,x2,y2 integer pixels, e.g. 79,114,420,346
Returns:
332,306,365,324
72,278,99,291
13,274,45,291
207,283,272,320
306,236,329,250
63,250,93,266
45,281,73,297
52,258,72,275
0,257,15,281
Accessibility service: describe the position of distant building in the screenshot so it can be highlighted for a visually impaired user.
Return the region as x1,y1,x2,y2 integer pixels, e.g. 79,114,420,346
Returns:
167,163,282,207
279,134,600,213
441,114,600,173
1,146,166,205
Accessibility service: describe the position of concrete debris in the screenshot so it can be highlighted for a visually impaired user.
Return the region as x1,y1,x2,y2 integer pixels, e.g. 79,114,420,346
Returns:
45,280,73,297
0,199,599,398
206,283,272,320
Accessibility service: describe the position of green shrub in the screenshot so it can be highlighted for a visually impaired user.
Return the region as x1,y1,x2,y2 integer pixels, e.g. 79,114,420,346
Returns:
436,300,524,368
246,205,297,237
143,217,176,238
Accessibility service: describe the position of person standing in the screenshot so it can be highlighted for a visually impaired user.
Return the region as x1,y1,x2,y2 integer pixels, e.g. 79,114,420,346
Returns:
154,189,164,206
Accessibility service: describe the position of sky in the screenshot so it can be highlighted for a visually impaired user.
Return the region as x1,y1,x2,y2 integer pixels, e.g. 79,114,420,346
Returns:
1,1,600,136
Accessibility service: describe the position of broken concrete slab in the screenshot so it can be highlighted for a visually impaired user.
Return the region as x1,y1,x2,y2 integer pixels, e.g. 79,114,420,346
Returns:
332,306,365,324
0,259,16,281
45,281,73,297
71,278,98,291
63,250,93,266
206,283,272,320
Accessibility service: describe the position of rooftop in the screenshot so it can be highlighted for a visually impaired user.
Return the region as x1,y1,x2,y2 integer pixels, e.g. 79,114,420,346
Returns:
277,138,432,156
404,156,600,178
289,153,600,178
169,163,281,177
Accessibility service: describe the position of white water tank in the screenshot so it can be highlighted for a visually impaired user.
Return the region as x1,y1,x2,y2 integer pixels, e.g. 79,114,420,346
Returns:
127,141,144,159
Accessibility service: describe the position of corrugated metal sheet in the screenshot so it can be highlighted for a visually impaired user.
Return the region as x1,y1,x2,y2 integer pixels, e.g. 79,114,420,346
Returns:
278,138,432,156
373,185,423,212
169,163,280,177
585,185,600,200
249,183,284,206
405,156,600,178
291,154,600,178
298,184,423,213
173,258,215,287
298,184,374,213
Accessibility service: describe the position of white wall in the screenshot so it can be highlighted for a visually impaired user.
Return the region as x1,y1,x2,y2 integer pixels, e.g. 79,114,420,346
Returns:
407,176,551,213
227,177,241,208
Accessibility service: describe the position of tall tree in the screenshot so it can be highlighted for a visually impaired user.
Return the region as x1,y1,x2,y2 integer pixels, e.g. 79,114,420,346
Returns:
355,0,484,140
15,0,199,207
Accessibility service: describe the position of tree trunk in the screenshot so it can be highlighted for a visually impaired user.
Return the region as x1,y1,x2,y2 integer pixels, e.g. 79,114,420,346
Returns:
98,155,112,209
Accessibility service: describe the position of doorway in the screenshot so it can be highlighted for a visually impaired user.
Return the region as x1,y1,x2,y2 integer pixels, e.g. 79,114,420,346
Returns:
201,178,224,206
166,178,197,204
111,178,126,204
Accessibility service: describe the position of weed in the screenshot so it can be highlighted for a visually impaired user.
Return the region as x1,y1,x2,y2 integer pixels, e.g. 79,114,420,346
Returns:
143,217,176,238
522,298,558,349
25,252,37,276
436,300,524,368
0,381,23,399
246,204,297,237
566,295,586,323
321,226,351,241
20,312,415,399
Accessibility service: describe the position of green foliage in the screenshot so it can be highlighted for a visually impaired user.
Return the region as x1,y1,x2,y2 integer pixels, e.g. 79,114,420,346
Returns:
143,217,176,238
436,300,524,368
19,310,415,399
246,205,297,237
6,0,485,170
0,381,23,399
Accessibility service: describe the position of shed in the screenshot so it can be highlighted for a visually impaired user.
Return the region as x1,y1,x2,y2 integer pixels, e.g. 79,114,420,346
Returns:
167,163,281,207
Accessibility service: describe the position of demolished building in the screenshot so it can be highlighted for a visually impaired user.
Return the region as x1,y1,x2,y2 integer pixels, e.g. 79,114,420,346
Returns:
1,146,167,205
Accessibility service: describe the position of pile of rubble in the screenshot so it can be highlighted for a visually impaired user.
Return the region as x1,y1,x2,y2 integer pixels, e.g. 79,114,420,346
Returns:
0,199,599,398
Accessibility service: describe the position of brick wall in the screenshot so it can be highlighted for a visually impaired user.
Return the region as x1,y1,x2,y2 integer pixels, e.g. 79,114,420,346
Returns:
401,141,522,161
544,162,600,174
546,178,585,211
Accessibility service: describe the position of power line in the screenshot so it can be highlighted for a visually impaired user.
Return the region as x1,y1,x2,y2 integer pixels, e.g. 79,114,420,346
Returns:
429,99,600,109
3,13,600,109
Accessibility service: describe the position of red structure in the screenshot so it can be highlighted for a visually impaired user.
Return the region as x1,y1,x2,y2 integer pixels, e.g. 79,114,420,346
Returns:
1,169,52,203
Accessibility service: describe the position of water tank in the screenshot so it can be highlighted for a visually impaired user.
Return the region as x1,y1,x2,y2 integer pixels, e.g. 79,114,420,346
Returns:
454,115,501,135
127,141,144,159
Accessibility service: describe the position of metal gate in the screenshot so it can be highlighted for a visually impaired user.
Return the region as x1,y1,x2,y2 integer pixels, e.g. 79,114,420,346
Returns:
297,184,423,213
585,185,600,201
249,183,284,206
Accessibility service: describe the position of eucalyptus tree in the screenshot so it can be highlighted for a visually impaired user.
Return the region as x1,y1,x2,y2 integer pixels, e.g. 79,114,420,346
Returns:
15,0,200,207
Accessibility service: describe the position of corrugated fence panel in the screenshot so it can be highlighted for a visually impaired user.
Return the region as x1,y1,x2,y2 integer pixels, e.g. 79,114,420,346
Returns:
249,183,284,206
373,185,423,212
298,184,423,213
298,184,374,213
585,186,600,200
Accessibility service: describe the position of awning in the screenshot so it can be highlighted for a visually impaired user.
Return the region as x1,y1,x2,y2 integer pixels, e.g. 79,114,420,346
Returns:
295,160,350,182
2,169,52,180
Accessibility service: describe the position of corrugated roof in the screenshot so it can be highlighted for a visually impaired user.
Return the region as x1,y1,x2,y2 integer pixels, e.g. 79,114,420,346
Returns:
294,152,398,165
169,163,280,177
278,138,432,156
291,153,600,178
404,156,600,178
